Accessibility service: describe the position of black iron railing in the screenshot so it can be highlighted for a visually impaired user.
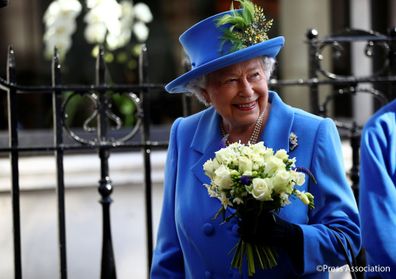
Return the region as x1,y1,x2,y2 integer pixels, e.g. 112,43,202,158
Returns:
0,45,168,279
0,27,395,279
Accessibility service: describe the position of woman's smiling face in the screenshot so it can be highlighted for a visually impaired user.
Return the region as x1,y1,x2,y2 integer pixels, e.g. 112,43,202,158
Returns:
203,58,269,131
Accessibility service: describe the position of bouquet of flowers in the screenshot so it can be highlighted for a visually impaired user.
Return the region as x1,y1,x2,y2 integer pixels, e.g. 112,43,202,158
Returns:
203,141,314,276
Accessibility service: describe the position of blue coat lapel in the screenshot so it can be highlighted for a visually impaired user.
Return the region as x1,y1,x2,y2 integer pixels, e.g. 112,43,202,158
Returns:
262,92,294,152
190,107,224,185
190,92,295,186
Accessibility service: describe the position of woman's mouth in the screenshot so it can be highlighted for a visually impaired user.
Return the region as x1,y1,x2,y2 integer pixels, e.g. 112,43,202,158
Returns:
234,101,257,111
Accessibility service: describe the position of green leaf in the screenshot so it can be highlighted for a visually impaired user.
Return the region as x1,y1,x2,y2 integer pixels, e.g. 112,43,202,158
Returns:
218,14,247,28
241,0,255,23
246,243,256,276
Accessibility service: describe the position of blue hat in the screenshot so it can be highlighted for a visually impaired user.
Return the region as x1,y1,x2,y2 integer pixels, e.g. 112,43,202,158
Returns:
165,9,285,93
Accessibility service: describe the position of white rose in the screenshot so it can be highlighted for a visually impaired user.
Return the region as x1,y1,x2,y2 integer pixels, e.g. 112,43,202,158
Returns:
215,148,236,165
291,171,305,186
275,149,288,161
251,178,273,201
213,165,233,189
262,147,274,159
251,142,266,153
265,156,285,176
251,154,264,170
240,145,254,158
272,170,293,194
203,159,215,179
238,156,253,174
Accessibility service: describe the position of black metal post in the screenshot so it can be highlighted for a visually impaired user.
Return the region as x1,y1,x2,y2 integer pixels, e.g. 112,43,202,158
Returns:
96,46,116,279
349,122,360,203
139,45,154,278
0,0,9,8
52,48,68,279
7,46,22,279
388,27,396,100
306,29,320,114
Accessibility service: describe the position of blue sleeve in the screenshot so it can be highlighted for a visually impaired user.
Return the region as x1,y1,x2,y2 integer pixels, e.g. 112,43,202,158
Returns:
150,118,185,278
359,116,396,278
300,118,361,273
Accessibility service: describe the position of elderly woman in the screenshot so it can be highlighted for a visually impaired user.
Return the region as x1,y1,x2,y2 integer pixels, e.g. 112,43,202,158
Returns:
151,1,360,278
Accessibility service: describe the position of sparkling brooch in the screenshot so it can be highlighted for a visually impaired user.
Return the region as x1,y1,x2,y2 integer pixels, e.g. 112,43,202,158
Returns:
289,132,298,151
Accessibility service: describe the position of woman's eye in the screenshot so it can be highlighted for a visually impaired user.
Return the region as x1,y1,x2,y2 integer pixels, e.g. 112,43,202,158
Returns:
225,78,238,84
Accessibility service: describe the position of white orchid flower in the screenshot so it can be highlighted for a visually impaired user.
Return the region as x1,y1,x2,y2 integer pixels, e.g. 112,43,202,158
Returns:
133,2,153,23
84,22,107,44
121,0,134,22
133,21,149,42
44,35,72,58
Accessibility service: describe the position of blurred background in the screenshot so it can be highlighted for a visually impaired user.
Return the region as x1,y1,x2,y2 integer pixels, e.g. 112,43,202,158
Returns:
0,0,395,278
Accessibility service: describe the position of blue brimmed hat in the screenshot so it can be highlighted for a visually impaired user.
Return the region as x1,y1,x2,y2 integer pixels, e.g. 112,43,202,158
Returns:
165,8,285,93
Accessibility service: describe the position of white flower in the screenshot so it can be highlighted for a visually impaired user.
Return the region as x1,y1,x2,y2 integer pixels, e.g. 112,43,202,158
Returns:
272,170,293,194
251,178,273,201
134,2,153,23
279,192,291,206
274,149,288,161
43,0,81,59
215,147,237,165
233,197,244,205
265,156,285,176
213,165,233,190
291,170,305,186
84,0,122,36
121,0,134,23
43,0,152,60
240,145,254,158
44,35,72,59
204,184,218,198
238,156,252,174
203,141,314,214
44,0,81,26
133,21,150,42
84,22,107,44
203,159,215,179
295,190,310,205
219,192,232,209
106,30,131,50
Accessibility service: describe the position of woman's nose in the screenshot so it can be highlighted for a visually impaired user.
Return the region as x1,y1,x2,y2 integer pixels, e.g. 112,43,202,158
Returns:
238,78,254,97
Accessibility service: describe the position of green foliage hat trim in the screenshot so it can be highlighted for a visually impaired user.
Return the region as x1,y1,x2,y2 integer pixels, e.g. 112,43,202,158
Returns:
216,0,274,53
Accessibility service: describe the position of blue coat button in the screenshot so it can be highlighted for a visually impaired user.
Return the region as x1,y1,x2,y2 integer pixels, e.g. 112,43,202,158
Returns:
202,223,215,236
229,270,242,278
231,224,239,236
205,270,212,278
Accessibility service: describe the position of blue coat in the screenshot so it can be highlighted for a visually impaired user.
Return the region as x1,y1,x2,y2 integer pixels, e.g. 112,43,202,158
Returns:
360,99,396,279
151,92,361,278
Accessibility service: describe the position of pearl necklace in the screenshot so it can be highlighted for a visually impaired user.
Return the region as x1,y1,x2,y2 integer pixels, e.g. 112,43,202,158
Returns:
221,112,265,145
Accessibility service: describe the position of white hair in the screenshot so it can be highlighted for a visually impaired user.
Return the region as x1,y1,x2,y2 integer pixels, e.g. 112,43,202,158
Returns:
185,57,276,106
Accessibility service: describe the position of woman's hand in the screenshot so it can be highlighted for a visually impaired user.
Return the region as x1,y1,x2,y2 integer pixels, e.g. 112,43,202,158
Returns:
238,212,304,273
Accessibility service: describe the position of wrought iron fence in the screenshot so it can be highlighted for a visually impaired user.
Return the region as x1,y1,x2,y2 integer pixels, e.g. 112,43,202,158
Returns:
0,27,395,279
0,45,169,279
